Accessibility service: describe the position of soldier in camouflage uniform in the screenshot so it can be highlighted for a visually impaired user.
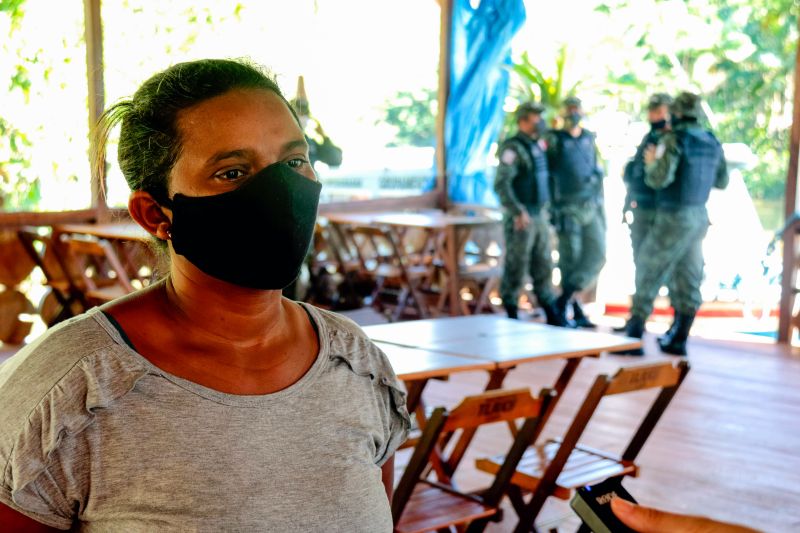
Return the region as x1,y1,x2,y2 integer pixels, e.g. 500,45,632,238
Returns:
614,93,674,341
619,92,728,355
495,102,565,325
548,96,606,328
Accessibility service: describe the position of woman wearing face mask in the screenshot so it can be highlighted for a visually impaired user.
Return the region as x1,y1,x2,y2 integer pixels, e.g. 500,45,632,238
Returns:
0,59,409,532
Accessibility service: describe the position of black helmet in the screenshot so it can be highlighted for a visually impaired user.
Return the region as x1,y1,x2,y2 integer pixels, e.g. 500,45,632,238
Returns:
647,93,673,110
515,101,546,121
671,92,703,119
562,95,582,108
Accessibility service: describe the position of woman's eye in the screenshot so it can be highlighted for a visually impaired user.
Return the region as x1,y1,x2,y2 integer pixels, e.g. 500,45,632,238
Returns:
287,158,308,169
216,169,247,181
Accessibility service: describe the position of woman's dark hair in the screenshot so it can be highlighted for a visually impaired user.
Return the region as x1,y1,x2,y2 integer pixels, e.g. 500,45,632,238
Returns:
92,58,296,205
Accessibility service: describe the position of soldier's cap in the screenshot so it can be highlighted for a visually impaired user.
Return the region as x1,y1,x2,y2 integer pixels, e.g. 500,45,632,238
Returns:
562,96,582,108
515,101,546,120
671,91,703,118
647,93,673,109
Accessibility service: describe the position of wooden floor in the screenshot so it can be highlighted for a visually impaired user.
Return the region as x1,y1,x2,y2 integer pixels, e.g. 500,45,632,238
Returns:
393,331,800,533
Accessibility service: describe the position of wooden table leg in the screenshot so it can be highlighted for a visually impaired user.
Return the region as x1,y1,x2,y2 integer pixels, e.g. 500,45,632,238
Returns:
445,225,460,316
539,356,585,429
404,379,427,414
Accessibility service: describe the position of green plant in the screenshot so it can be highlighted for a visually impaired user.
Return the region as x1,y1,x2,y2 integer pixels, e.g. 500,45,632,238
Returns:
503,46,582,134
0,0,39,211
379,88,437,147
594,0,797,222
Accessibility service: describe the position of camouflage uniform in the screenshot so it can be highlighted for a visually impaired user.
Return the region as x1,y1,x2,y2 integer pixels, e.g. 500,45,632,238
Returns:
631,130,727,318
627,92,728,354
624,131,659,263
622,94,676,300
547,127,606,301
495,132,557,313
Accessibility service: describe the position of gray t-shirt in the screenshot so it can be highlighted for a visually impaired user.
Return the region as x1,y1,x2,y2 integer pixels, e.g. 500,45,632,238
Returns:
0,304,409,532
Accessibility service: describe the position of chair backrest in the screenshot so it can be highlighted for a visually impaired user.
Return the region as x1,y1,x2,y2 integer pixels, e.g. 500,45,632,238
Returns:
58,234,135,295
17,227,71,289
17,227,87,325
442,387,549,432
533,360,690,502
392,387,555,522
345,224,400,271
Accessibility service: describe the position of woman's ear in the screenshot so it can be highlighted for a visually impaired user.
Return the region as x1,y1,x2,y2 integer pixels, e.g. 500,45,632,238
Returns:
129,191,172,241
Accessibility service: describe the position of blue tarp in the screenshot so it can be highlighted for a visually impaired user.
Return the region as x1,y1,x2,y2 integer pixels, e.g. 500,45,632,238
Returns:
445,0,526,204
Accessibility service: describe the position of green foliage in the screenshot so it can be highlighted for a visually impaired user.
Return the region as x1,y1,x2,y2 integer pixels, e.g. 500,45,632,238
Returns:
503,46,581,135
379,88,437,147
0,0,25,29
0,0,38,211
595,0,797,209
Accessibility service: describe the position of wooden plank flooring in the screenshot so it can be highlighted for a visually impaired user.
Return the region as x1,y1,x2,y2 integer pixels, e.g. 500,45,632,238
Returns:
394,332,800,532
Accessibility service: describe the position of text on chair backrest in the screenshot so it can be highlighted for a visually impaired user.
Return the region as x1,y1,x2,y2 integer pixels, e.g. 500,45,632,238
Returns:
605,362,683,396
443,388,544,432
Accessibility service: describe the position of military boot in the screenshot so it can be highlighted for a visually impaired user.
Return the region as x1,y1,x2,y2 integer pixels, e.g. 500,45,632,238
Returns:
555,288,576,328
571,300,597,329
542,301,570,327
613,317,634,333
658,316,679,343
504,304,519,320
658,312,695,356
610,315,645,355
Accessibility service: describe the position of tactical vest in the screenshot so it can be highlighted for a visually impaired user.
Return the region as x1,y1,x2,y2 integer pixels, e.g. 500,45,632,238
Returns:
624,130,659,209
550,129,601,205
657,127,722,209
505,134,551,209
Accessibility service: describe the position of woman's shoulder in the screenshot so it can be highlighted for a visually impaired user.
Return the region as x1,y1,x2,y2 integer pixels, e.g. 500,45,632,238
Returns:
0,310,149,484
302,304,386,362
301,303,366,337
0,308,145,392
302,304,410,461
302,304,406,389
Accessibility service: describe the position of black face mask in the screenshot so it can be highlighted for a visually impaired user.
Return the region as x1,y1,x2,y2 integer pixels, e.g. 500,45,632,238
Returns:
566,112,582,127
532,119,547,137
164,163,321,290
649,119,668,131
672,115,697,126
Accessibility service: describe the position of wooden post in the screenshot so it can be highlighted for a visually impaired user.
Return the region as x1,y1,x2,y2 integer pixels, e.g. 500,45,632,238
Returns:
778,26,800,343
435,0,452,210
84,0,107,221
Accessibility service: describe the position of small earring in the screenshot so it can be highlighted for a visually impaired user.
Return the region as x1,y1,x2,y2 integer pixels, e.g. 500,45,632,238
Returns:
166,228,172,240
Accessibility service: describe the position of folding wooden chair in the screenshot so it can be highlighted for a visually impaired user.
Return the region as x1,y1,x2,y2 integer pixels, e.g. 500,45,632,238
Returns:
475,360,690,533
434,261,501,316
393,388,555,533
17,227,83,326
305,220,365,308
346,224,432,320
57,234,135,308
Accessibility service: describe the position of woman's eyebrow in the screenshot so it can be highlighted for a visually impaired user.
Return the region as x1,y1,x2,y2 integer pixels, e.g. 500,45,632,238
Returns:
282,139,309,153
204,149,256,167
203,140,308,167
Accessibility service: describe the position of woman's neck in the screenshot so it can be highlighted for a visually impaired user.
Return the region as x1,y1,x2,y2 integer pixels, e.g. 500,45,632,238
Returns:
161,261,288,350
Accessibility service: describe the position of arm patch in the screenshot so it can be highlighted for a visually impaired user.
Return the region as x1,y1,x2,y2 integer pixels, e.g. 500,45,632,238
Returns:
500,149,517,165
